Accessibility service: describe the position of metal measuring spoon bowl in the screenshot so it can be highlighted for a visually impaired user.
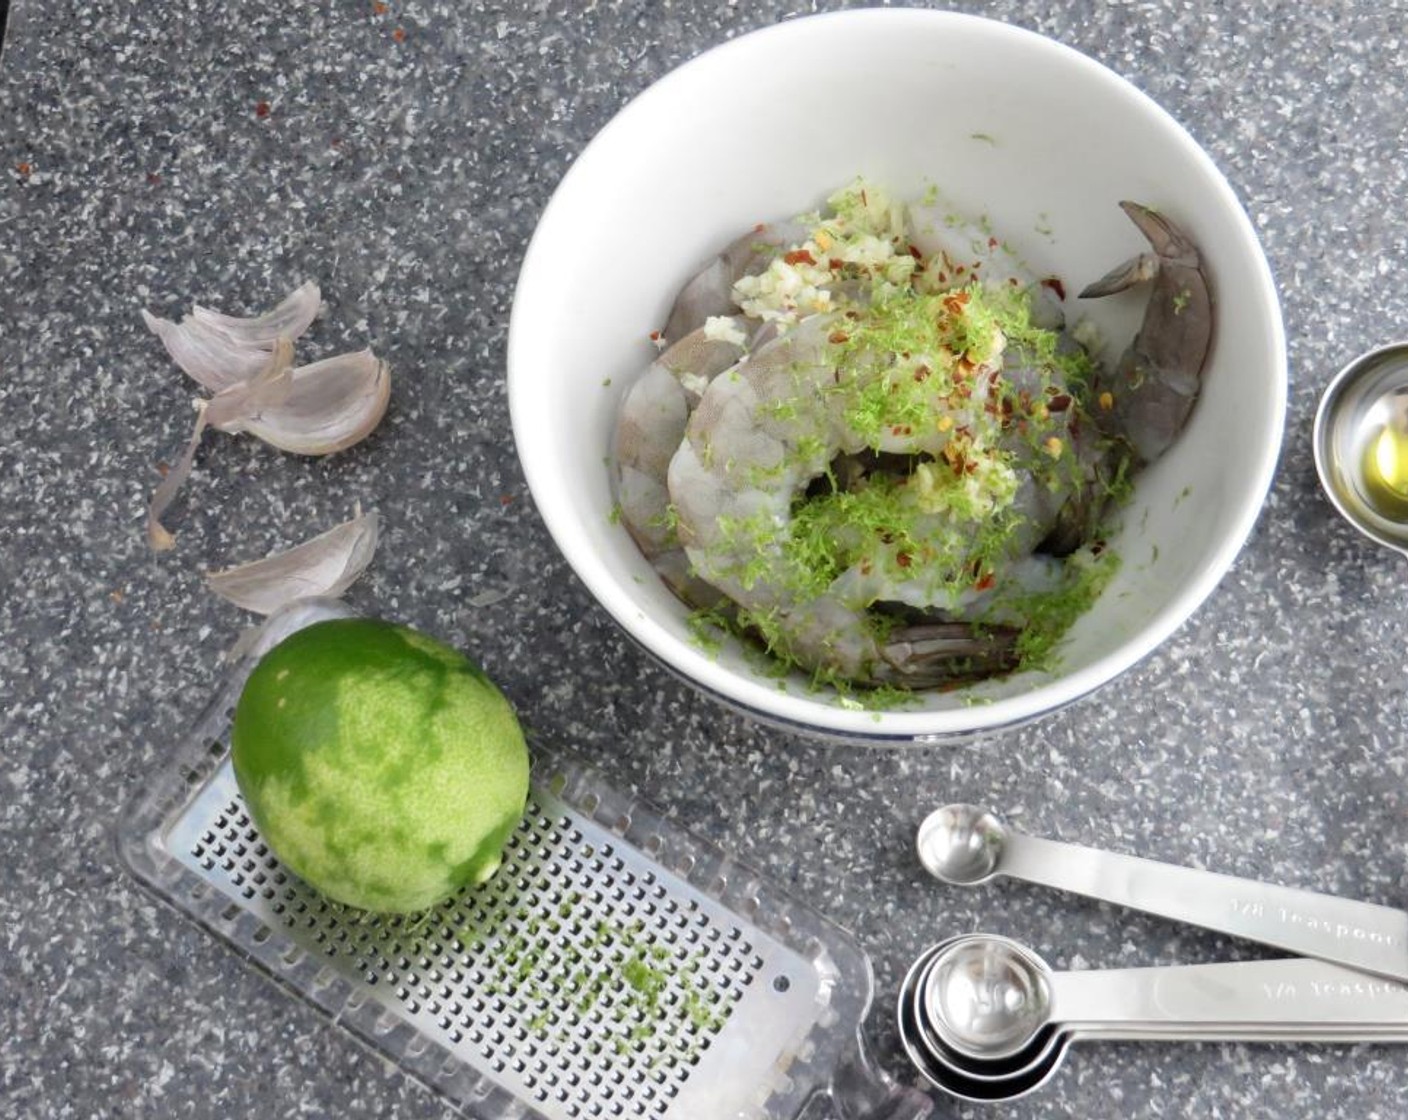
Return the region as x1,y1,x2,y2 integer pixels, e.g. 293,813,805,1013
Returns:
916,803,1008,885
904,941,1067,1080
1313,342,1408,555
897,938,1068,1103
920,934,1056,1061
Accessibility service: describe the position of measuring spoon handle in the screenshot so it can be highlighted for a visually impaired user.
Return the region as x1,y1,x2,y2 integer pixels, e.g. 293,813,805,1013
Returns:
998,832,1408,982
1050,956,1408,1028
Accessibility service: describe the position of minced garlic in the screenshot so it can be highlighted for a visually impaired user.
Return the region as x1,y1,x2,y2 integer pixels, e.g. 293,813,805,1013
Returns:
702,315,748,347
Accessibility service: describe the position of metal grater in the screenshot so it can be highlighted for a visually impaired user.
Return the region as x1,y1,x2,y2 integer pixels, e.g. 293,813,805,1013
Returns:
116,600,933,1120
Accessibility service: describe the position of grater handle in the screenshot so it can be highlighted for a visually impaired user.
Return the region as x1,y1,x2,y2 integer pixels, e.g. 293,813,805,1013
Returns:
828,1030,935,1120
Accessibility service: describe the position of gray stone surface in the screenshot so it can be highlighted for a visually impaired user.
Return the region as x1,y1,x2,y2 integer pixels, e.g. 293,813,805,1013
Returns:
3,0,1408,1117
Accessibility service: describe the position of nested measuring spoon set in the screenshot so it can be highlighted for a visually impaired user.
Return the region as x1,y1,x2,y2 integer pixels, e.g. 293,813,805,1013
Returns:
900,804,1408,1102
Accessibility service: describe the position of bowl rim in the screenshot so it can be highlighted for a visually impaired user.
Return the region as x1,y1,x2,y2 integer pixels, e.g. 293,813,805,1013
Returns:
508,7,1288,741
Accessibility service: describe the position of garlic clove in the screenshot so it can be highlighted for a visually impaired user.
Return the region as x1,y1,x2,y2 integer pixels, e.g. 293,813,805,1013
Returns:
210,348,390,456
141,311,274,394
205,507,380,615
190,280,322,348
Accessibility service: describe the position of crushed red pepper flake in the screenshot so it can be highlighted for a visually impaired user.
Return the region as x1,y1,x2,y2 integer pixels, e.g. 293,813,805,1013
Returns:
146,171,162,186
1040,276,1067,301
828,330,849,345
372,0,388,12
783,249,816,266
15,161,32,178
255,100,272,119
500,494,515,506
392,26,407,42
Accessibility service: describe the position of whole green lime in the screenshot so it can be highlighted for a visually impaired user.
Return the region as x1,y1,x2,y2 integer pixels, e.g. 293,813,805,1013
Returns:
231,618,529,914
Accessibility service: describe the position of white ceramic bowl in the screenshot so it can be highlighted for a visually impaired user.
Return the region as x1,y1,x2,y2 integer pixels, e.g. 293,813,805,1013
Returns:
508,9,1285,744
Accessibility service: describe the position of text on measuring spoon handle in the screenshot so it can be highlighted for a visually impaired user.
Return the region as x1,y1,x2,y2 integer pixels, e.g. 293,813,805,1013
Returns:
1230,897,1401,947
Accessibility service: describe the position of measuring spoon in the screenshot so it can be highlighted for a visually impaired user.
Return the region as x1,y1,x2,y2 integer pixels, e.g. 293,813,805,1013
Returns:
898,934,1408,1103
917,804,1408,981
1314,341,1408,556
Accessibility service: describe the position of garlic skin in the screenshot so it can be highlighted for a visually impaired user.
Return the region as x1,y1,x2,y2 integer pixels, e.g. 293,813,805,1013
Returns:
141,281,321,392
205,507,380,615
141,283,389,553
204,336,296,427
211,349,391,456
189,280,322,347
145,341,299,551
146,401,211,552
141,312,274,393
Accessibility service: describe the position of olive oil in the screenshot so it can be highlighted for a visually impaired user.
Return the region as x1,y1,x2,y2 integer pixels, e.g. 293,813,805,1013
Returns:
1359,422,1408,520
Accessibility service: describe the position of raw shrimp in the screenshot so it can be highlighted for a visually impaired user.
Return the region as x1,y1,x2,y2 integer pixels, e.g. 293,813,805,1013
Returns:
907,199,1066,330
662,219,809,344
1043,201,1214,556
666,293,1077,687
613,319,750,606
614,184,1214,690
1084,201,1213,464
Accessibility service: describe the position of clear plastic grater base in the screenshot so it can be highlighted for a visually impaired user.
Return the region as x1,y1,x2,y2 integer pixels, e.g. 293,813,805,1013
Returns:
115,599,933,1120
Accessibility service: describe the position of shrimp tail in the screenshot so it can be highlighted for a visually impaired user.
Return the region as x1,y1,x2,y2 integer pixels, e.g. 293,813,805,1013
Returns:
1078,250,1160,299
878,622,1021,687
1079,201,1202,298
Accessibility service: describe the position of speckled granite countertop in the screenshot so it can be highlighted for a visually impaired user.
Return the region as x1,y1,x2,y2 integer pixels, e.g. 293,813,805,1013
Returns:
4,1,1408,1117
